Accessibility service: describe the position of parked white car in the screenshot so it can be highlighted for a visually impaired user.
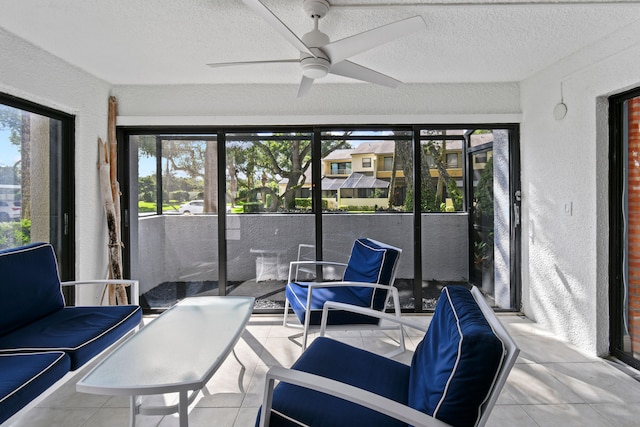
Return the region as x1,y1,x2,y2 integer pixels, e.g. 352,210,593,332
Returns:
179,200,204,214
0,200,20,221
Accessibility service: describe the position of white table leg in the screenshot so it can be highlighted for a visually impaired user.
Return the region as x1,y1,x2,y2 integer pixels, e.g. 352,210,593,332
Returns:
129,396,138,427
232,349,246,393
179,390,189,427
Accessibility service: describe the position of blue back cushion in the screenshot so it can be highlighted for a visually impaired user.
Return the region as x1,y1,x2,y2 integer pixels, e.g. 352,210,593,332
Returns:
408,286,504,427
343,239,399,306
0,243,64,336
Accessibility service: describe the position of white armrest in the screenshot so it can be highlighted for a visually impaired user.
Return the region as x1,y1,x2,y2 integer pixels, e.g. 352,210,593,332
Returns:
288,260,348,282
259,366,452,427
320,301,428,336
305,281,394,290
61,279,139,305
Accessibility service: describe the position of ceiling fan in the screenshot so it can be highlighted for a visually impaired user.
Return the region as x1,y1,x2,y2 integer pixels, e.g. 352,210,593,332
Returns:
207,0,427,97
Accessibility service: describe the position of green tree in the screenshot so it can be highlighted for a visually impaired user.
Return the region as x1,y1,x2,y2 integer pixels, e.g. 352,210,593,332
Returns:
137,136,214,212
230,133,350,211
0,105,27,216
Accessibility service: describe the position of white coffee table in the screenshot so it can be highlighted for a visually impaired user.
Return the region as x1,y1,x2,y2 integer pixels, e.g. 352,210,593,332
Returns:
76,296,254,427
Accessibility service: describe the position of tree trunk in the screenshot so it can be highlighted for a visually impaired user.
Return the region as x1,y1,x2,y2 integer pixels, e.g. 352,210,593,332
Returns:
20,111,31,219
204,140,218,213
388,140,398,208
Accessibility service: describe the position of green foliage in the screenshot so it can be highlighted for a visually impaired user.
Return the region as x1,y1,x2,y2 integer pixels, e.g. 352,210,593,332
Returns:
0,105,22,146
405,186,440,212
475,156,494,221
243,202,263,213
339,205,375,212
138,176,156,202
295,198,312,208
171,191,189,202
0,219,30,250
448,180,464,211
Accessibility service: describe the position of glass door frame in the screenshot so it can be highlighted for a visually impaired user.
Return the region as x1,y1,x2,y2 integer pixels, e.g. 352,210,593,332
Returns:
118,124,521,313
465,127,521,310
609,86,640,369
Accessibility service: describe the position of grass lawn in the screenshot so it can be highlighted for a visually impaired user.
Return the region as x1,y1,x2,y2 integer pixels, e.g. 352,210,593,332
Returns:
138,201,181,213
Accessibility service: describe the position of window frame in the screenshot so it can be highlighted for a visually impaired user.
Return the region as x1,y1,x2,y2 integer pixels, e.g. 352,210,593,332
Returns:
0,92,75,281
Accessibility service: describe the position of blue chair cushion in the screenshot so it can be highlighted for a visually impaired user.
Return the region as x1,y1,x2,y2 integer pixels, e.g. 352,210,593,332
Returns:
286,282,380,326
257,337,410,427
0,243,65,336
0,306,142,371
0,351,70,424
408,286,504,427
343,238,400,306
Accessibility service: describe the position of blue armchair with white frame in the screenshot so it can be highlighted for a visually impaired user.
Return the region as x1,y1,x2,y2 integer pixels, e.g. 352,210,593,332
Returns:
283,238,403,351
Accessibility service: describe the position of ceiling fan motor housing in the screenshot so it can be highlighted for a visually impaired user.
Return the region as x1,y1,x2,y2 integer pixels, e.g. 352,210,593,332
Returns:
300,29,331,79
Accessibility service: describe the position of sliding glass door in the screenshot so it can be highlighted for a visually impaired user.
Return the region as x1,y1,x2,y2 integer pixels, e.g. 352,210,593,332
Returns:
122,125,520,313
610,87,640,369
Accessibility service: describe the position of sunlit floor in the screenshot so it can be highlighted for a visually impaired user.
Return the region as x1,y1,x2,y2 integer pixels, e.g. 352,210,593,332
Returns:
7,314,640,427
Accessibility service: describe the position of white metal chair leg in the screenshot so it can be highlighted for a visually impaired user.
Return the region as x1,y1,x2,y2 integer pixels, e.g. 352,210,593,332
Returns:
283,297,290,327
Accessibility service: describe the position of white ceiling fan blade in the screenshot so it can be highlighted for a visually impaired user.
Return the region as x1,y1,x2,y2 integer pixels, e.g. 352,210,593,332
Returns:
330,60,401,88
243,0,316,58
297,76,314,97
207,59,298,68
322,16,426,64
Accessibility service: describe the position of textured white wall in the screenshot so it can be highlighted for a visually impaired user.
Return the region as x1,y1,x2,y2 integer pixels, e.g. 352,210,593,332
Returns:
112,82,521,126
0,28,112,302
520,23,640,356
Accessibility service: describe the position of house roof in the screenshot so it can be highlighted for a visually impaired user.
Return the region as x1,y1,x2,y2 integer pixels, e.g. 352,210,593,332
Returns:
341,173,389,189
322,177,344,191
323,149,354,161
352,141,395,156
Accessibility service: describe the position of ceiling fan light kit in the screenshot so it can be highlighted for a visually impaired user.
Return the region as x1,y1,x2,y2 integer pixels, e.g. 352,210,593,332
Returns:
207,0,427,96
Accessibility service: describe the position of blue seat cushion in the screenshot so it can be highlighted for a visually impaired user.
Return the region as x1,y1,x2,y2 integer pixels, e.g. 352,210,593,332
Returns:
0,243,65,336
343,238,400,307
286,282,380,326
0,306,142,370
408,286,504,427
257,337,410,427
0,351,70,424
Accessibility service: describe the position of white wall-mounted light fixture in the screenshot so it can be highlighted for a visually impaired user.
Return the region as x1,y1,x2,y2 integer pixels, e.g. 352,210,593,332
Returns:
554,82,567,120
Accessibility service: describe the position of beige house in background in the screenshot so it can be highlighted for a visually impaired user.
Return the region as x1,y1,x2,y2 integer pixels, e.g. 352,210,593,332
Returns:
280,139,471,210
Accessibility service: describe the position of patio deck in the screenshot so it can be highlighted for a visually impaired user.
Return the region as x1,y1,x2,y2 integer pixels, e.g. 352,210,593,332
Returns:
6,314,640,427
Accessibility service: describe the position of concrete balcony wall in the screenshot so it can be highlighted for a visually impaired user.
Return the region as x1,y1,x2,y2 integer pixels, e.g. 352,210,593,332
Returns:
136,213,468,295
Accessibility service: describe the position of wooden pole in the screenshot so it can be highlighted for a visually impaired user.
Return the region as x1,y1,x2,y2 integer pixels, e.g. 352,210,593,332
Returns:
107,97,127,305
98,96,128,305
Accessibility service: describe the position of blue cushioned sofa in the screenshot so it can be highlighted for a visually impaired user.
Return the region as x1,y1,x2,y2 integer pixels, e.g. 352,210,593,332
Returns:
0,243,142,424
257,286,519,427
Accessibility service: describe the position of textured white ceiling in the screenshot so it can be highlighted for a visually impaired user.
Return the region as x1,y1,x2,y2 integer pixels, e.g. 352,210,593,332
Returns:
1,0,639,86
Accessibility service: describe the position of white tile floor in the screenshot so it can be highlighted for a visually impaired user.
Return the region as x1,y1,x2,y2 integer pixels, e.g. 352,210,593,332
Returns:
6,314,640,427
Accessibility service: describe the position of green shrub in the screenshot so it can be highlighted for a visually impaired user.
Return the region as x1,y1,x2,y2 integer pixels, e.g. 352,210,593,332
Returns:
295,198,312,208
0,219,31,250
171,191,189,202
339,205,374,212
243,202,263,213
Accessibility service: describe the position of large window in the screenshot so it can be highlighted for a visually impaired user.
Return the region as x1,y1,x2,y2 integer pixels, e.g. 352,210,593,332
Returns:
121,125,520,313
0,94,74,279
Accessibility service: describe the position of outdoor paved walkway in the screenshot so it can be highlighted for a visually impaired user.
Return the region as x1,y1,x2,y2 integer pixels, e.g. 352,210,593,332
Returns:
7,314,640,427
